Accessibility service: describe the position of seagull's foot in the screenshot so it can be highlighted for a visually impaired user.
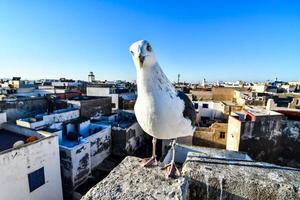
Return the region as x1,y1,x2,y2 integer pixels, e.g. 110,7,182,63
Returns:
140,156,158,167
161,161,181,178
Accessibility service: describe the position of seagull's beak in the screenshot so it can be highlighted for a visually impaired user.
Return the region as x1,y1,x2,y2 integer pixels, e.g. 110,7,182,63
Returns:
139,54,145,66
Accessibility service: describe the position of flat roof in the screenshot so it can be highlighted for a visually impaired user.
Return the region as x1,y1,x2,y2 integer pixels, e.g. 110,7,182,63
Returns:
244,107,282,116
100,113,118,118
222,101,240,106
69,96,110,101
53,107,78,114
0,130,27,152
98,120,136,129
117,121,135,128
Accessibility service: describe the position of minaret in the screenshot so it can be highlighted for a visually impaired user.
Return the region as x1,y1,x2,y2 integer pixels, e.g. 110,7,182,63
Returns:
88,72,95,82
177,74,180,84
201,78,207,88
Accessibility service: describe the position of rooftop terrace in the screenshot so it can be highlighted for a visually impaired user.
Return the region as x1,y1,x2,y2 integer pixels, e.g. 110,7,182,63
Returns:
18,107,79,123
244,106,282,116
0,130,27,152
41,119,110,148
94,113,137,129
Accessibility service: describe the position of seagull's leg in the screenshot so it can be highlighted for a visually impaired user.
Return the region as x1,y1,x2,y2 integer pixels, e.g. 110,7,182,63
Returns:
161,139,180,178
140,137,158,167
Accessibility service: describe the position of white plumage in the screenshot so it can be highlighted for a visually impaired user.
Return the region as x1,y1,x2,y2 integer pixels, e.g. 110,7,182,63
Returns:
130,40,195,140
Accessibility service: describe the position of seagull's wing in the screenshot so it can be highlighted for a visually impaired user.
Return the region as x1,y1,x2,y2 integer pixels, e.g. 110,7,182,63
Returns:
176,90,196,126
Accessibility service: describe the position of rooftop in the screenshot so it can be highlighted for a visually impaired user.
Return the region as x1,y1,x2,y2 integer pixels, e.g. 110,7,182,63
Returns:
60,137,87,148
273,107,300,120
81,156,188,200
52,107,78,114
94,112,137,129
68,96,110,101
244,106,282,116
41,119,110,148
112,121,135,129
18,107,79,123
82,152,300,200
0,129,27,152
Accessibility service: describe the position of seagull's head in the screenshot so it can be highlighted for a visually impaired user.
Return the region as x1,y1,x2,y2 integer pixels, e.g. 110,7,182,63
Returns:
129,40,157,69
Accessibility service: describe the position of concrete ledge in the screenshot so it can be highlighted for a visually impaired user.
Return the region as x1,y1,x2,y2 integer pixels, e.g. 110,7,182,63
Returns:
82,149,300,200
163,144,252,164
81,156,189,200
183,152,300,200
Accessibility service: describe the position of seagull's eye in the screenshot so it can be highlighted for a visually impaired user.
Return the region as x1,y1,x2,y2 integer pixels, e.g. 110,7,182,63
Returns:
146,44,152,52
130,51,134,55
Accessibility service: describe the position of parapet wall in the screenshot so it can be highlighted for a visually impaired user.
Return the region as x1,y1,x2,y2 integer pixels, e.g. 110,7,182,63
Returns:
183,152,300,200
240,116,300,168
0,97,48,121
82,151,300,200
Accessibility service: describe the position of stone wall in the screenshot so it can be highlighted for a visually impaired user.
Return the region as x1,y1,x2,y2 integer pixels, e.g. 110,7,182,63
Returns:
277,120,300,168
111,122,146,156
212,87,235,101
60,141,91,193
80,97,112,118
228,114,300,168
226,116,242,151
190,90,213,101
183,152,300,200
0,112,7,129
239,115,300,167
81,151,300,200
0,135,63,200
0,97,48,121
193,123,227,148
2,123,44,139
88,126,111,169
81,157,189,200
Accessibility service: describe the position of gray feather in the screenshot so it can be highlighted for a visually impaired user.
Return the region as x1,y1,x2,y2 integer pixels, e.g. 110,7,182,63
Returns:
176,90,196,126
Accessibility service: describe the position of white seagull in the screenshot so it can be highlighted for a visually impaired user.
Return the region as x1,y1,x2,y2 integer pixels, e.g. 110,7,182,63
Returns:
129,40,196,178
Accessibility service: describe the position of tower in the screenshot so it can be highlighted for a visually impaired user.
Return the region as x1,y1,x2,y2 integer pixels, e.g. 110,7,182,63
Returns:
202,78,207,87
88,72,95,82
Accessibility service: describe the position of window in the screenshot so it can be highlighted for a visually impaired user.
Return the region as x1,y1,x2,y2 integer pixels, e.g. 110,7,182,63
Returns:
202,103,209,108
28,167,45,192
194,103,199,109
220,132,226,139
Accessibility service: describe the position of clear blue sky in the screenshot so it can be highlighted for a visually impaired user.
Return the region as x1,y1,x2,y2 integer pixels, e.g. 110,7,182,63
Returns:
0,1,299,82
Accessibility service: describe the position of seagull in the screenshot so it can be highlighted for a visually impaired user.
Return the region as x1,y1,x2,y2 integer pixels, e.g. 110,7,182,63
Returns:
129,40,196,178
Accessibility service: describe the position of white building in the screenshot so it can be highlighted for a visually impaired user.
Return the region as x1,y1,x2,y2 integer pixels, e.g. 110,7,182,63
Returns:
86,85,136,110
95,111,146,156
16,109,111,193
16,108,80,129
51,81,80,87
87,86,120,110
192,101,225,124
280,84,296,93
226,107,283,151
40,119,111,192
37,86,66,94
0,113,63,200
252,84,267,93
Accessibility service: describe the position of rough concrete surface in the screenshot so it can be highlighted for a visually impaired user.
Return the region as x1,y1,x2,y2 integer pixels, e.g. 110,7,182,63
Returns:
82,152,300,200
81,156,189,200
183,152,300,200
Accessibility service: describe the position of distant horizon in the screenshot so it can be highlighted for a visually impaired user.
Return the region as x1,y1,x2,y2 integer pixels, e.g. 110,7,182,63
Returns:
1,1,299,82
1,75,299,84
